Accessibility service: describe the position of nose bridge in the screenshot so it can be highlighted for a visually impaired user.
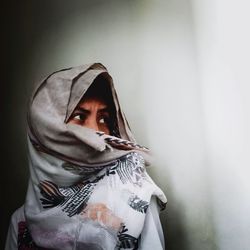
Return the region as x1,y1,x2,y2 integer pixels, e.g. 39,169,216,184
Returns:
85,112,98,131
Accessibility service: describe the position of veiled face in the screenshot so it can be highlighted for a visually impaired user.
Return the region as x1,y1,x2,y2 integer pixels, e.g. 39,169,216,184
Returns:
68,97,111,135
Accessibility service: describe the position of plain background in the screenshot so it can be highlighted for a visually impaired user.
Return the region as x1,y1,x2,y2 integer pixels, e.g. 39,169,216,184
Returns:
2,1,250,250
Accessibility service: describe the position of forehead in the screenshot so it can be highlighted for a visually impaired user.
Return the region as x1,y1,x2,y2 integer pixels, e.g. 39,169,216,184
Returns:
77,97,108,109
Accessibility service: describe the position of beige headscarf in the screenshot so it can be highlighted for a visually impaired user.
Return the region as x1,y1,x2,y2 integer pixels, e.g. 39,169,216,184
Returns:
27,63,150,166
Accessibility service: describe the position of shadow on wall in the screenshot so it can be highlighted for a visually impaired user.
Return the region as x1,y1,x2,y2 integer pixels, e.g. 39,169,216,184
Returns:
162,196,189,250
146,165,189,250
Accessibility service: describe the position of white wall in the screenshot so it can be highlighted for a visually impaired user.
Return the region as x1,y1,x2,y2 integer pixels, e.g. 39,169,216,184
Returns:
192,1,250,249
24,0,250,249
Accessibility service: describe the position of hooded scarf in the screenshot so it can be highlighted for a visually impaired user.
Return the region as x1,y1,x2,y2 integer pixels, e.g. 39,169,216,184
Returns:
7,63,167,250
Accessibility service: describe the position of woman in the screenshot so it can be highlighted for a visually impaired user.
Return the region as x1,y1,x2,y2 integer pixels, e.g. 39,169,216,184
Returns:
5,63,167,249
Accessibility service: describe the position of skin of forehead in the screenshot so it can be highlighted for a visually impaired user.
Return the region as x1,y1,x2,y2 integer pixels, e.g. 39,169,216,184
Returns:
78,97,108,109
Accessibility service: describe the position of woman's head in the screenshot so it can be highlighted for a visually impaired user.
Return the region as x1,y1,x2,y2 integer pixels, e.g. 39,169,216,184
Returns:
28,63,142,166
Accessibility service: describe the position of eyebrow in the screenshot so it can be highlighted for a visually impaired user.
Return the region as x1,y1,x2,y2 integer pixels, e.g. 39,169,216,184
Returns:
73,107,110,114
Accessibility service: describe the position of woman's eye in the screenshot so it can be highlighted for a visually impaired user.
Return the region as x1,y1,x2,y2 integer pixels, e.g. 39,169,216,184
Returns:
74,115,81,120
99,118,106,124
98,116,109,125
73,114,85,121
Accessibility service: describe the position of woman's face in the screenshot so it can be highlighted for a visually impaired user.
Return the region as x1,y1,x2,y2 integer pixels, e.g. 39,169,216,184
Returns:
68,97,111,135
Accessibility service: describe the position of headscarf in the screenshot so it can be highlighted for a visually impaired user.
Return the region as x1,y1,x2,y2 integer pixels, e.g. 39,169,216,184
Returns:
23,63,167,249
27,63,150,166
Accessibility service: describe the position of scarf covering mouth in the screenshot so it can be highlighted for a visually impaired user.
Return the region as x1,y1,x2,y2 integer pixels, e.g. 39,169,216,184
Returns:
21,63,167,249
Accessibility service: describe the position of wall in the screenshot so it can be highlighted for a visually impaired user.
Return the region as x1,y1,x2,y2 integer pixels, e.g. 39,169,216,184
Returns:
191,1,250,249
